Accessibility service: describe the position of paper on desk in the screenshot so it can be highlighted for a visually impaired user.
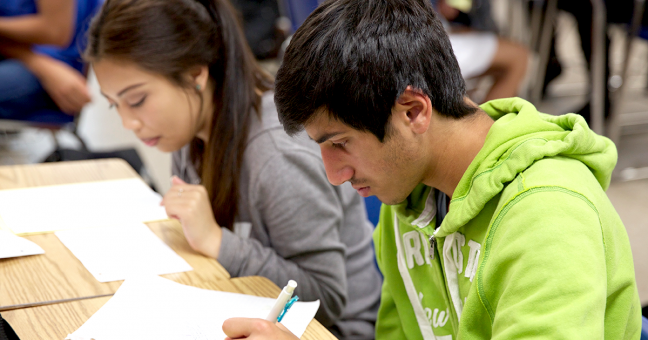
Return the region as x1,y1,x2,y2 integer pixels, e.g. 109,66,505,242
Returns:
66,275,320,340
0,229,44,259
56,223,192,282
0,178,168,235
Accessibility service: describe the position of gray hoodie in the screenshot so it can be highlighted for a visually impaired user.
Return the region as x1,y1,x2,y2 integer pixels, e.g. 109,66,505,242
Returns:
172,92,382,340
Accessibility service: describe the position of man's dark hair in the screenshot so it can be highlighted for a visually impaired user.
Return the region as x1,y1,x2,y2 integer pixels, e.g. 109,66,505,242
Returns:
275,0,477,141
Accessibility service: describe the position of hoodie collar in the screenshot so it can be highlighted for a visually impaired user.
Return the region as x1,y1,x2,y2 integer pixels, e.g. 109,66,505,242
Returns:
434,97,617,238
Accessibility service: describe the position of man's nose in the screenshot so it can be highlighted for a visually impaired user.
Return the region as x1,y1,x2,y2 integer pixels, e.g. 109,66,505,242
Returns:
321,148,354,186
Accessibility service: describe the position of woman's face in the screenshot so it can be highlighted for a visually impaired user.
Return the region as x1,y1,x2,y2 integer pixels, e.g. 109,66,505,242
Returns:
93,58,208,153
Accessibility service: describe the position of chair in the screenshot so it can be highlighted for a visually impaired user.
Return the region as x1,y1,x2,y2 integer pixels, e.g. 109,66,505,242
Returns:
0,108,88,155
607,0,648,147
527,0,607,134
0,60,90,156
641,315,648,340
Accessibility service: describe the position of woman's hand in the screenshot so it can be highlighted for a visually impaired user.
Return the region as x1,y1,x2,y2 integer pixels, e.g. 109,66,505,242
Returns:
161,176,223,259
223,318,299,340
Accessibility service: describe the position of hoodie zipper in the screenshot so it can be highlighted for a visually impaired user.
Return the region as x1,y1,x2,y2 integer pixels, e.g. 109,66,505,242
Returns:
429,232,438,261
429,190,448,261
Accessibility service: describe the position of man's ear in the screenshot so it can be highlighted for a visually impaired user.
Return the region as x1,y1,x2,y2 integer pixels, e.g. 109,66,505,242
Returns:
393,86,432,135
188,65,210,91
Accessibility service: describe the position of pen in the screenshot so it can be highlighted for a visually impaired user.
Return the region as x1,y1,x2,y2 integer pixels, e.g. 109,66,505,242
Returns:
265,280,297,322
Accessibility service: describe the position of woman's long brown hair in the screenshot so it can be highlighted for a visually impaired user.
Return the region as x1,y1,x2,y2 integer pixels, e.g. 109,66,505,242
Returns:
85,0,273,230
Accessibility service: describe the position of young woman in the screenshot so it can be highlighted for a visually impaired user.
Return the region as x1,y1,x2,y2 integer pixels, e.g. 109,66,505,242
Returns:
84,0,381,338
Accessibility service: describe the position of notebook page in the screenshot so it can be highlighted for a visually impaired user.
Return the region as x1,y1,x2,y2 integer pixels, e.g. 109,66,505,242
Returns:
0,178,168,235
66,275,320,340
0,230,44,259
56,223,192,282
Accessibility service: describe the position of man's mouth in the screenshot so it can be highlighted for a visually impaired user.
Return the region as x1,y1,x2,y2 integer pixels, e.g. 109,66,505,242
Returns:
354,186,371,197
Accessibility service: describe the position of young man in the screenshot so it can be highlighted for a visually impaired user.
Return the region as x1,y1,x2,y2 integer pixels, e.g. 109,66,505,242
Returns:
223,0,642,339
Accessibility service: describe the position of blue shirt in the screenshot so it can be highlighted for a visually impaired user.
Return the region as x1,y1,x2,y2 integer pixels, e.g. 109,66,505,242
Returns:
0,0,103,72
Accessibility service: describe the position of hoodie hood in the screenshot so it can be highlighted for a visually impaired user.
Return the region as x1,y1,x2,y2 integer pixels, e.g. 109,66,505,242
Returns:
435,97,617,238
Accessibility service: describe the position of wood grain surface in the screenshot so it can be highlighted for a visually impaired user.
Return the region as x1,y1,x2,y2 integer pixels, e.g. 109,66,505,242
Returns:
0,159,336,339
0,159,138,189
0,219,231,310
3,276,337,340
0,159,230,310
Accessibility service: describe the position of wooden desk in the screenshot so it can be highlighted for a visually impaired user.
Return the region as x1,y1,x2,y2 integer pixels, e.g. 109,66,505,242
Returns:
0,159,137,189
3,276,337,340
0,159,230,310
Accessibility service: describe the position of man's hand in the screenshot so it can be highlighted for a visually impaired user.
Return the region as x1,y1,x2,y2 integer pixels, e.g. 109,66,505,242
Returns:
161,176,223,259
223,318,299,340
31,55,90,114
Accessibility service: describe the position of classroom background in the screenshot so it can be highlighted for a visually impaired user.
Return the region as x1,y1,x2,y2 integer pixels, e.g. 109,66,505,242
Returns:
1,0,647,316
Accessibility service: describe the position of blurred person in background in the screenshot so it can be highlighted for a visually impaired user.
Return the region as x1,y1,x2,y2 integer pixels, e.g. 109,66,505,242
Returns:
0,0,102,120
435,0,529,102
230,0,286,60
537,0,634,124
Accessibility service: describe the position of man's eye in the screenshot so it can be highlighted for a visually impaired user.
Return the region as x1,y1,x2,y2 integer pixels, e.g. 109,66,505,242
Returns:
332,141,347,149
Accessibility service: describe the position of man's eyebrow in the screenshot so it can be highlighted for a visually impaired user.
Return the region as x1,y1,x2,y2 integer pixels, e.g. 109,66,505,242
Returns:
312,132,345,144
117,83,146,97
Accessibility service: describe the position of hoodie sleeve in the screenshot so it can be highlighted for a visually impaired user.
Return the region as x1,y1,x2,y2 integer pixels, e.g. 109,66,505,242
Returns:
375,280,409,340
217,151,347,327
373,214,407,340
477,189,607,339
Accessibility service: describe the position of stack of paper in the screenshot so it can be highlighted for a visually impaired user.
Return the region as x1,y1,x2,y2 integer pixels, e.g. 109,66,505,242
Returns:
0,230,44,259
0,178,168,235
66,275,320,340
56,223,193,282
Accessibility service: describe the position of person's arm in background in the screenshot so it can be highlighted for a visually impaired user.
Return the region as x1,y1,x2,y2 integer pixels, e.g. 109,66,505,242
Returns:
218,150,349,327
218,150,351,340
166,149,349,328
0,40,90,114
0,0,74,47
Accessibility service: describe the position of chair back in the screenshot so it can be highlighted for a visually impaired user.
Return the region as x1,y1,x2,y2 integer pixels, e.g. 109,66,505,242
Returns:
0,109,87,152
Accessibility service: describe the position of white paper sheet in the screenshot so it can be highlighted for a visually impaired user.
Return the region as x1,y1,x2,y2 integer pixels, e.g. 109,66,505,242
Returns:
0,229,44,259
66,275,320,340
0,178,169,235
55,223,193,282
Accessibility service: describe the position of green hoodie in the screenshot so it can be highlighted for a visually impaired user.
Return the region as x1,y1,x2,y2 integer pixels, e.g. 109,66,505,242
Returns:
373,98,641,340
